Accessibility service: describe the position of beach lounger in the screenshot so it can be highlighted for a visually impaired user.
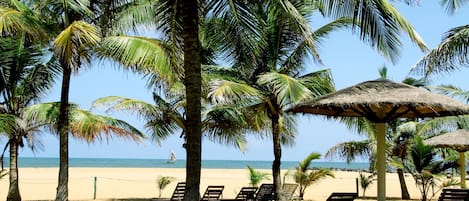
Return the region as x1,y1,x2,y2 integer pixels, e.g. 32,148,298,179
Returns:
282,183,298,201
200,185,225,201
326,192,358,201
255,184,275,201
235,187,258,200
170,182,186,201
438,188,469,201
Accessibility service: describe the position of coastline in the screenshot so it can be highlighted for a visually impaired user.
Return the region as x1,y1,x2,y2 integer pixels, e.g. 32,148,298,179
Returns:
0,167,423,201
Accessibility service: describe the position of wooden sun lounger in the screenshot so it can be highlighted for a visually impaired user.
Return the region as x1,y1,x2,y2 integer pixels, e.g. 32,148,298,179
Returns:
255,184,276,201
200,185,225,201
170,182,186,201
326,192,358,201
438,188,469,201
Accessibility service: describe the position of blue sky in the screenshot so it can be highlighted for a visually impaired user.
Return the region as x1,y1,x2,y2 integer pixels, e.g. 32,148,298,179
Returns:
11,1,469,162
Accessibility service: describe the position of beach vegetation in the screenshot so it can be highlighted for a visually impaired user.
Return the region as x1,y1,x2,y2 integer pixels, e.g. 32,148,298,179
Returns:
358,171,375,198
0,26,58,200
406,136,451,201
291,152,334,200
247,165,271,187
156,176,176,198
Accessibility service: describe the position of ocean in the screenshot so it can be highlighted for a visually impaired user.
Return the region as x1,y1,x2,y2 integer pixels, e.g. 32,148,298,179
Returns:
3,157,370,170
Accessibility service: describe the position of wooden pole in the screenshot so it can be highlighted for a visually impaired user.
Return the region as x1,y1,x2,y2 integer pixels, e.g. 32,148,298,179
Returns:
94,176,97,200
376,123,386,201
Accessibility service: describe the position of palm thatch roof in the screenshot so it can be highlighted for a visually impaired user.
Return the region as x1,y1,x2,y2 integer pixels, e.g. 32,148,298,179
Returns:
425,129,469,152
289,79,469,122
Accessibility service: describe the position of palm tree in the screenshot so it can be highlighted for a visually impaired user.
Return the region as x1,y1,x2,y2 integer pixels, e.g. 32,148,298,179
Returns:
247,166,271,187
0,35,59,201
406,136,450,201
208,1,428,199
292,152,334,200
156,176,176,198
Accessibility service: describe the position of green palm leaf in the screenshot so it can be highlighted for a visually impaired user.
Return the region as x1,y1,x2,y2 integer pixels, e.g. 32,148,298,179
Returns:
0,1,49,40
23,102,144,143
318,0,428,63
257,72,313,107
412,25,469,76
208,80,262,105
98,36,176,83
53,20,101,69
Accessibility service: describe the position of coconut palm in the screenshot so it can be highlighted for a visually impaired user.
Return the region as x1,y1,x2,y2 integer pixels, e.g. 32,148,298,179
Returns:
0,35,59,201
292,152,334,200
208,1,428,199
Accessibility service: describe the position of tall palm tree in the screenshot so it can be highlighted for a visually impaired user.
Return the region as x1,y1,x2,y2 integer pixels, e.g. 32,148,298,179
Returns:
0,35,59,201
208,1,428,199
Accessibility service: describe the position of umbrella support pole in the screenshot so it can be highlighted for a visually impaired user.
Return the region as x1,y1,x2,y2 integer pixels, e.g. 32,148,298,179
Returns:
376,123,386,201
460,152,466,189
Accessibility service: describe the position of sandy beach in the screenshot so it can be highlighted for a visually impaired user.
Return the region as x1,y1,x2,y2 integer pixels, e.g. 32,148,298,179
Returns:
0,168,425,201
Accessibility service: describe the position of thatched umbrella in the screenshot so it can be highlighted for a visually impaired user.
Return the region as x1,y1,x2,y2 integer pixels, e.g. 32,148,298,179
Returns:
425,129,469,188
288,79,469,201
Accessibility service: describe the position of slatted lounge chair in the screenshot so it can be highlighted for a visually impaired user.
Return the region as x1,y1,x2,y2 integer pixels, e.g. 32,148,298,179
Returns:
170,182,186,201
326,192,358,201
235,187,258,201
200,185,225,201
254,184,275,201
438,188,469,201
282,183,298,201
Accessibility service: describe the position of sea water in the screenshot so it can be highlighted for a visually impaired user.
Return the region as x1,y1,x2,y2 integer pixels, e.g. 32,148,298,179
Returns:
3,157,369,170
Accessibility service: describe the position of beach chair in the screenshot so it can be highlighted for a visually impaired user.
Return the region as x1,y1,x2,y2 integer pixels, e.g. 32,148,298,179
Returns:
326,192,358,201
200,185,225,201
438,188,469,201
170,182,186,201
254,184,275,201
234,187,258,201
282,183,298,201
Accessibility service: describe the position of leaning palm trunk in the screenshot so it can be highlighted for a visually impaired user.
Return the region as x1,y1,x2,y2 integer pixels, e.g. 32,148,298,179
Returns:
56,67,72,201
271,114,285,201
7,139,21,201
180,0,202,201
397,168,410,199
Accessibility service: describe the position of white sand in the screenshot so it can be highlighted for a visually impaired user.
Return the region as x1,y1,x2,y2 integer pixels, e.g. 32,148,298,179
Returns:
0,168,425,200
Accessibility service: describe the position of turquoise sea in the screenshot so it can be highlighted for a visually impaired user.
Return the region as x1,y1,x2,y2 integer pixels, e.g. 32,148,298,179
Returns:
3,157,369,170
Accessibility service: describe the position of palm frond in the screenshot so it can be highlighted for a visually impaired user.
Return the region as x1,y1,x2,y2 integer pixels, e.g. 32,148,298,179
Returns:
440,0,468,15
53,20,101,70
431,84,469,103
202,105,248,151
319,0,427,63
98,35,177,83
411,25,469,76
208,79,262,105
69,109,145,143
257,72,313,107
0,1,50,41
325,140,373,163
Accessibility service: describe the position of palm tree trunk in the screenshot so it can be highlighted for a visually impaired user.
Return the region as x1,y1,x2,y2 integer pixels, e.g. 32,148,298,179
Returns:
397,168,410,199
179,1,202,201
271,114,284,201
55,67,71,201
7,138,21,201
